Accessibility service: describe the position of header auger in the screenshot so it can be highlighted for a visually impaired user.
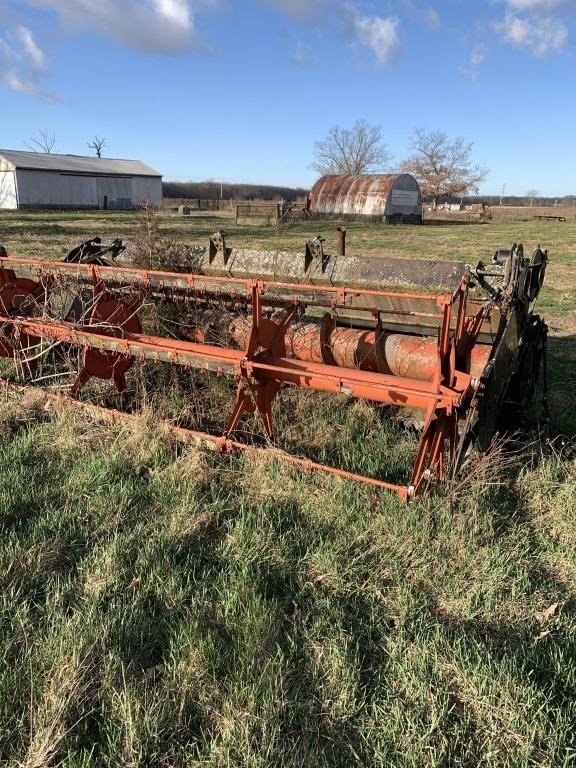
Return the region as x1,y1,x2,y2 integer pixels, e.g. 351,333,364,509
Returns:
0,235,548,500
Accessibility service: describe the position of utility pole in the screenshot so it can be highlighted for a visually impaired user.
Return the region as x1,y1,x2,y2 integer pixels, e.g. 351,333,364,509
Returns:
500,183,506,207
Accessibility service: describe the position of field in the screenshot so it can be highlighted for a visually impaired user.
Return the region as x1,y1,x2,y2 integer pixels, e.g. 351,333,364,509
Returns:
0,209,575,767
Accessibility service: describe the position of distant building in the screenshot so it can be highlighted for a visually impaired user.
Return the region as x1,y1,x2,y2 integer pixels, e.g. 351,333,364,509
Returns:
0,149,162,210
310,173,422,223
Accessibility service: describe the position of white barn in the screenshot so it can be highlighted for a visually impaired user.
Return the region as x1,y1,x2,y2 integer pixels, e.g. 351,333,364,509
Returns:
0,150,162,210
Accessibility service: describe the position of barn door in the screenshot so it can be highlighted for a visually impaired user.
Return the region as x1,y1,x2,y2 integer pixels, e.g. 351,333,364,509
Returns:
97,177,133,210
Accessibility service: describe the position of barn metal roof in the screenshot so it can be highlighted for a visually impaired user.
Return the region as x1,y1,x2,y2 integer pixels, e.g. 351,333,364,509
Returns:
310,173,420,216
311,174,402,208
0,149,161,177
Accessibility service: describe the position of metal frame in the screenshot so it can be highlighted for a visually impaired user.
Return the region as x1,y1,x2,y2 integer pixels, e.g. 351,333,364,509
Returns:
0,257,489,500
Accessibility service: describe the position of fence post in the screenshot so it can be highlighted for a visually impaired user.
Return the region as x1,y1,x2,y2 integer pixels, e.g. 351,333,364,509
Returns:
336,226,346,256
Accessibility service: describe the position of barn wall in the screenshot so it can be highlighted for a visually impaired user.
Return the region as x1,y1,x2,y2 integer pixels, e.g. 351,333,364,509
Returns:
0,171,18,209
13,171,162,209
384,175,421,217
132,176,163,207
16,170,99,208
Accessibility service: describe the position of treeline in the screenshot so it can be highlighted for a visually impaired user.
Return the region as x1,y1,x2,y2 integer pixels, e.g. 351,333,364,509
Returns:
163,180,309,202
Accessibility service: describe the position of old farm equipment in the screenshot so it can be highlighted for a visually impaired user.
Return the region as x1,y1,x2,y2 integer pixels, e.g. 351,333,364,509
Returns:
0,237,547,500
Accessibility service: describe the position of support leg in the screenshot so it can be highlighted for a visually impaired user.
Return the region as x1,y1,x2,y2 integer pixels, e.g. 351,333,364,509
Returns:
224,384,253,437
70,368,91,397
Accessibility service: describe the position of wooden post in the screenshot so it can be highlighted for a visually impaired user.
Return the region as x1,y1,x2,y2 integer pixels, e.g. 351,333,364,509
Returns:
336,226,346,256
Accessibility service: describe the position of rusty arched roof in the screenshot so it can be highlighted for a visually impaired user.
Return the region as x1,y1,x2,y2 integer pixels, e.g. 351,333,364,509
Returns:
310,173,420,216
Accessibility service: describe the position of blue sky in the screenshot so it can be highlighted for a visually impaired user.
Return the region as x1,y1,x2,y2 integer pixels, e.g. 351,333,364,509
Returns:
1,0,575,195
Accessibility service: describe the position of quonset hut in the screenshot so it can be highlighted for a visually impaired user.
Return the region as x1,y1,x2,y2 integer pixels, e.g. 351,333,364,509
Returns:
0,149,162,210
310,173,422,223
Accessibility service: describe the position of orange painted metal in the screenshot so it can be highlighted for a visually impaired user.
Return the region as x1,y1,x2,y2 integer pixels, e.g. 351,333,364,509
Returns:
0,270,45,373
9,386,411,501
1,314,470,412
71,293,143,395
0,268,45,314
0,260,489,500
231,314,491,380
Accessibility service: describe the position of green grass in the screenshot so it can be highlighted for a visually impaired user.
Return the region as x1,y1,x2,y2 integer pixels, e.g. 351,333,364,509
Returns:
2,207,576,263
0,210,575,766
1,395,575,767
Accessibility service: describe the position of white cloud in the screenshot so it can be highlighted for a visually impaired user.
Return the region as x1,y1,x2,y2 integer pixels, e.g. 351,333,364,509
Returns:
290,39,317,64
417,7,440,28
26,0,199,53
0,25,56,101
256,0,327,23
340,5,402,66
494,11,567,55
2,0,220,100
459,44,485,80
257,1,402,66
493,0,572,55
17,25,47,69
401,1,440,28
154,0,192,27
471,47,485,67
505,0,571,11
349,14,402,65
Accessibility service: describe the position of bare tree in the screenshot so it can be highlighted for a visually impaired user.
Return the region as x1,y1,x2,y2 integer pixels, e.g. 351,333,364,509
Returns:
403,128,488,210
526,189,539,207
88,136,107,158
310,119,392,176
24,130,56,153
